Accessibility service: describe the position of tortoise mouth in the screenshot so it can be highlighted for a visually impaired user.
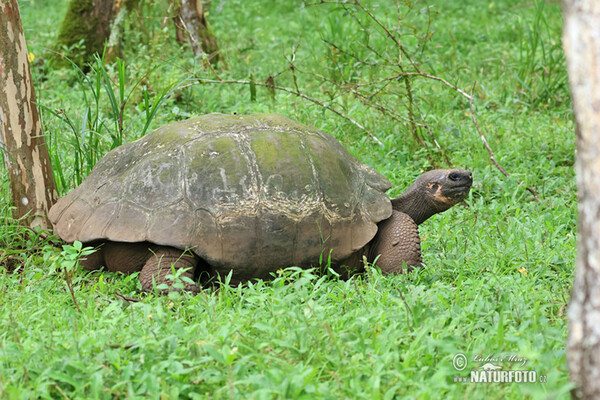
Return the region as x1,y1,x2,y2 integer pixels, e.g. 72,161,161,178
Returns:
442,183,472,200
451,183,472,192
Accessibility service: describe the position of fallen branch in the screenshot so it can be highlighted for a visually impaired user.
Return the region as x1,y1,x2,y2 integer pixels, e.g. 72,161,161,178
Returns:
469,84,539,201
115,290,140,303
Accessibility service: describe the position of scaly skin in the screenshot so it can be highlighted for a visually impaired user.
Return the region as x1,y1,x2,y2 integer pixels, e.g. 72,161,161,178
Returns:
338,169,472,274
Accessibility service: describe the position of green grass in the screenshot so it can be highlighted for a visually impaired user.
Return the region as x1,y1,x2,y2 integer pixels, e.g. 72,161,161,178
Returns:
1,0,574,398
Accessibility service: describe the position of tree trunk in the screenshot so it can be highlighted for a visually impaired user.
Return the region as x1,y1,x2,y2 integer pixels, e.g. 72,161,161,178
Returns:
173,0,222,66
0,0,58,230
562,1,600,398
54,0,124,67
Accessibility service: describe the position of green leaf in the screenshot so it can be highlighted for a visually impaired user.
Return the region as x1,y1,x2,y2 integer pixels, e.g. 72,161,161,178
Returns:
205,345,226,365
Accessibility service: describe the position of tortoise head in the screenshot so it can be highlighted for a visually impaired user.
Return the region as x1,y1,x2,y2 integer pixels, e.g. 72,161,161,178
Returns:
391,169,472,225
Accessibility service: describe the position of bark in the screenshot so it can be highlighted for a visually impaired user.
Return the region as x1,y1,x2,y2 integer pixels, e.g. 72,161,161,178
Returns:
0,0,58,229
173,0,222,65
562,0,600,398
105,3,130,62
54,0,123,67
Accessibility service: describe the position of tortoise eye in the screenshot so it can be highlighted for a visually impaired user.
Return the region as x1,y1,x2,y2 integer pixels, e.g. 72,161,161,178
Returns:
449,172,460,181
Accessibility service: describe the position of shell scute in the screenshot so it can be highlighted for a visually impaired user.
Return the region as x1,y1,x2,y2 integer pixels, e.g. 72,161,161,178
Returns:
49,113,392,276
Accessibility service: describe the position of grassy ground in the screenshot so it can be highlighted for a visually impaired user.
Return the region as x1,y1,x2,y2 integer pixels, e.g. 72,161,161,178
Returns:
1,0,574,398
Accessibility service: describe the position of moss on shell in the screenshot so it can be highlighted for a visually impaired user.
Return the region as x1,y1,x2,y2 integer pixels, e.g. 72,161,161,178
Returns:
51,113,392,271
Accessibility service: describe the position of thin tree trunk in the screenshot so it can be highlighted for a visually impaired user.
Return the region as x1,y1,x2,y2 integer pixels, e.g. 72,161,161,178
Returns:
562,1,600,398
54,0,123,67
0,0,57,230
173,0,222,66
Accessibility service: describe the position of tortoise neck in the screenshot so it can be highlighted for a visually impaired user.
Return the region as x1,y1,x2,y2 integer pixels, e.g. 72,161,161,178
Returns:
390,186,436,225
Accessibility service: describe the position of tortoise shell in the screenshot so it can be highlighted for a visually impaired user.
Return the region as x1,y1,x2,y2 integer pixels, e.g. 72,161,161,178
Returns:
49,113,392,278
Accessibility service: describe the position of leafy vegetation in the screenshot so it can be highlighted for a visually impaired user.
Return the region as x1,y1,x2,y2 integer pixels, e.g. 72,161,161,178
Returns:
1,0,573,398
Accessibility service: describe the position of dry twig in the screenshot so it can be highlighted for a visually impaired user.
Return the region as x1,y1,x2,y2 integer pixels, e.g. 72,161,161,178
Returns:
398,72,472,100
115,290,140,303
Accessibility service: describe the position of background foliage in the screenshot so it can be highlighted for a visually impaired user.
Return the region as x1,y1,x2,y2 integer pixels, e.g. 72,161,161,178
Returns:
1,0,574,398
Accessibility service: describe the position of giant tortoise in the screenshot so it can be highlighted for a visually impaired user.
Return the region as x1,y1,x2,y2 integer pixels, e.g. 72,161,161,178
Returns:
49,113,472,292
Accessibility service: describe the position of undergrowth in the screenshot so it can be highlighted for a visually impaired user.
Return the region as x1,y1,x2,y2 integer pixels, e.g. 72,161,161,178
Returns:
1,0,574,398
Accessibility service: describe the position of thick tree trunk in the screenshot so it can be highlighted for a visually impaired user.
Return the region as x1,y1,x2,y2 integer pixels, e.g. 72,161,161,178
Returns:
54,0,123,66
173,0,222,65
562,1,600,398
0,0,58,229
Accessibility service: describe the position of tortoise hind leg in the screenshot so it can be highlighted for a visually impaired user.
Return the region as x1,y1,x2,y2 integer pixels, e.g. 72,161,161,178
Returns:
370,211,422,274
138,246,201,294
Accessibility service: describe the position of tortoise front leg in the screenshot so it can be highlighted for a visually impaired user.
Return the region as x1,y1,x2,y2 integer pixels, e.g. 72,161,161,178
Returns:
79,241,106,271
138,246,201,294
369,211,422,274
80,241,149,271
